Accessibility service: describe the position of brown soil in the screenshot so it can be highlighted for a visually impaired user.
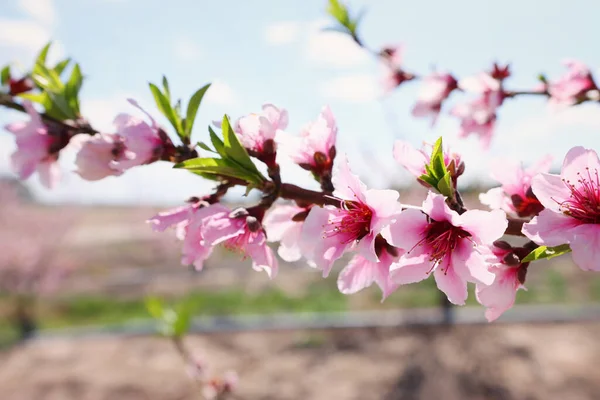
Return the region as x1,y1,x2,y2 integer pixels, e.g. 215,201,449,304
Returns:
1,322,599,400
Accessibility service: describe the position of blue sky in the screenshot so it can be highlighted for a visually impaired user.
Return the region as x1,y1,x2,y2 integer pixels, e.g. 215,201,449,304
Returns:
1,0,600,205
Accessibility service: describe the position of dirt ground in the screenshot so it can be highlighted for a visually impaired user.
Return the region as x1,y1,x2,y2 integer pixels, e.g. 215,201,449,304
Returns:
1,322,600,400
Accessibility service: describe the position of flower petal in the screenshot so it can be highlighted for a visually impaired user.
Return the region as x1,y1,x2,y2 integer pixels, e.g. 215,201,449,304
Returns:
458,209,507,245
381,208,427,251
332,154,367,202
561,146,600,185
476,266,521,322
247,244,279,278
522,209,580,246
569,224,600,271
531,173,570,211
434,259,468,305
337,255,375,294
390,249,432,285
393,140,428,177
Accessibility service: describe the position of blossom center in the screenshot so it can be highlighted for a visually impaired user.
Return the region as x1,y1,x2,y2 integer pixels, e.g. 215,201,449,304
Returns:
511,187,544,217
324,200,373,243
417,219,470,266
559,168,600,224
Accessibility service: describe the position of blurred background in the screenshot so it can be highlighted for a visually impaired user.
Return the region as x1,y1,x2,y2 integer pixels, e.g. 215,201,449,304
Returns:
2,0,600,399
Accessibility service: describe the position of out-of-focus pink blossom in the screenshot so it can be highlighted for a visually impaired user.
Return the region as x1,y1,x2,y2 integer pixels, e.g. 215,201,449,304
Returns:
452,73,505,148
4,101,61,188
337,236,403,300
393,140,464,180
480,155,552,217
523,146,600,271
380,44,415,92
383,192,507,305
411,72,457,125
147,203,196,240
300,155,400,277
279,106,337,173
476,243,527,322
74,133,134,181
263,203,309,262
548,60,597,106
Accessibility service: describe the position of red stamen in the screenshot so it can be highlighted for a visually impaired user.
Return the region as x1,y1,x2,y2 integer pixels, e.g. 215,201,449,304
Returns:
558,168,600,223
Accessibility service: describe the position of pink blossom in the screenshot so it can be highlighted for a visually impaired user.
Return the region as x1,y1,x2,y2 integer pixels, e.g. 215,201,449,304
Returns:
4,101,60,188
337,236,403,300
411,72,457,125
480,155,552,217
147,203,196,240
263,203,308,262
383,192,507,305
234,104,288,157
523,146,600,271
548,60,597,106
380,44,414,91
74,133,134,181
112,99,164,169
393,140,463,179
300,155,400,277
279,106,337,171
475,244,526,322
451,73,504,148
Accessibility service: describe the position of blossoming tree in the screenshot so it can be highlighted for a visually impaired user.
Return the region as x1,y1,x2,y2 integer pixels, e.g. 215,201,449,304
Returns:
1,0,599,331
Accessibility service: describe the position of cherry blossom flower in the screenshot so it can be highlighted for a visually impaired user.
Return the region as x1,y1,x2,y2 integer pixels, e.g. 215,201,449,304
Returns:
480,155,552,217
233,103,288,166
393,140,464,180
451,73,505,148
112,99,165,169
147,202,196,240
300,155,400,277
380,44,415,91
523,146,600,271
475,242,528,322
74,133,134,181
4,101,60,188
383,192,507,305
278,105,337,174
263,203,309,262
548,60,597,106
411,72,457,125
337,235,403,300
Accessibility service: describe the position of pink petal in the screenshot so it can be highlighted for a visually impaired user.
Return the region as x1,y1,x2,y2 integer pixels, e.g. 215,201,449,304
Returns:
422,191,461,225
569,224,600,271
147,204,194,232
458,209,507,245
390,249,432,284
332,154,367,202
357,231,377,262
278,223,303,262
365,188,400,232
37,160,60,189
381,208,427,251
479,187,512,212
392,140,428,178
523,209,580,246
337,255,375,294
561,146,600,185
434,259,468,305
476,266,521,322
531,173,570,211
452,240,495,285
247,244,279,278
263,204,303,241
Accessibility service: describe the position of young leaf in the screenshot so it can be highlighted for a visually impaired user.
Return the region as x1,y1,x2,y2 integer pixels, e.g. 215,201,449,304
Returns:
173,304,191,337
197,141,216,153
1,65,10,85
65,63,83,115
32,62,64,92
184,83,211,137
149,83,182,134
221,115,259,172
145,297,164,319
209,126,226,156
53,58,71,76
175,157,263,185
437,172,454,199
522,244,571,263
430,137,446,179
327,0,350,26
162,75,171,101
36,42,52,66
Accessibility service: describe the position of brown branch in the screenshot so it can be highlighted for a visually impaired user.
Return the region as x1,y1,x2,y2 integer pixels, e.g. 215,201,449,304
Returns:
505,217,527,237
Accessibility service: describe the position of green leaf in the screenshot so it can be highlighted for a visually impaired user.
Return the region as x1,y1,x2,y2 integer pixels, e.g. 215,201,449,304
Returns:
1,65,10,85
36,42,52,66
429,137,446,179
437,171,454,199
65,63,83,115
418,174,438,188
149,83,182,135
20,92,72,120
327,0,350,25
145,297,164,320
221,115,259,172
32,62,63,92
184,83,211,137
53,58,71,76
522,244,571,263
173,304,191,337
209,126,226,156
197,141,216,153
175,157,263,184
162,75,171,101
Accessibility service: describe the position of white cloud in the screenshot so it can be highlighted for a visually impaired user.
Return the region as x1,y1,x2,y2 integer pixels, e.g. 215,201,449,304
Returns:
173,36,202,62
204,80,238,106
305,19,368,68
320,73,379,103
264,21,301,46
0,19,65,63
18,0,56,27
